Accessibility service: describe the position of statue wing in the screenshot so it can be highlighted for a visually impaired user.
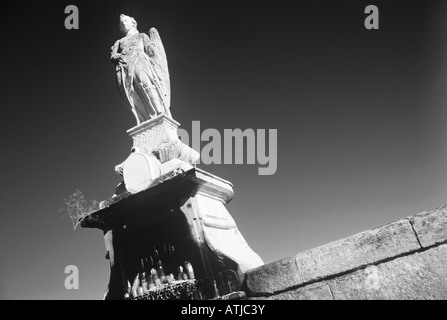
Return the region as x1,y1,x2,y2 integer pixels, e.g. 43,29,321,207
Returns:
148,27,171,109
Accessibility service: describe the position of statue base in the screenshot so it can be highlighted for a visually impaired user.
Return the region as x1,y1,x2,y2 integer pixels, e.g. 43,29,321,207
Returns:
115,115,200,194
84,167,264,300
127,114,199,165
87,116,263,299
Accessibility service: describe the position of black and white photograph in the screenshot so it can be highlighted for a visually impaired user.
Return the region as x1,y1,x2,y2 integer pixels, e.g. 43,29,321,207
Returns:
1,0,447,306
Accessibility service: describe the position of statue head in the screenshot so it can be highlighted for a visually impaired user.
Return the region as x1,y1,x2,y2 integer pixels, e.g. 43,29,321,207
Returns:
119,14,137,34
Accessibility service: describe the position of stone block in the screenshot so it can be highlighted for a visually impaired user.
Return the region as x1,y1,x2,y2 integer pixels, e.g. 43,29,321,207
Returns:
329,244,447,299
295,219,420,283
270,283,333,300
244,257,301,295
409,205,447,248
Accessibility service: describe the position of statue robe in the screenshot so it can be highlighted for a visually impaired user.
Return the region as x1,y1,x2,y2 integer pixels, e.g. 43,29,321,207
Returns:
114,33,169,123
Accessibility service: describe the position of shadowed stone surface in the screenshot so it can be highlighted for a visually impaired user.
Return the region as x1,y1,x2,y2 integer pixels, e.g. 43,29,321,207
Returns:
295,219,420,284
245,218,421,296
244,257,301,295
244,204,447,300
329,244,447,300
269,283,333,300
409,205,447,248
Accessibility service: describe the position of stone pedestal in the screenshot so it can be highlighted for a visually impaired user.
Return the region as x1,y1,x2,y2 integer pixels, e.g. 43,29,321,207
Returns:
127,114,199,165
83,115,263,299
180,169,264,282
116,115,200,194
84,167,264,299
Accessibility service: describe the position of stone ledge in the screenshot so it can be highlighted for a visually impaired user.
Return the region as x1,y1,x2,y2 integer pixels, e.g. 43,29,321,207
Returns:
328,244,447,299
244,257,301,295
269,283,333,300
253,245,447,300
408,205,447,248
294,218,420,284
245,215,424,296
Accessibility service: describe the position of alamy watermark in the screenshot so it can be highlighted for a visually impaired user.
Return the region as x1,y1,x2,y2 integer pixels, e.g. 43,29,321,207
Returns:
64,5,79,29
178,121,277,176
64,5,379,31
64,265,79,290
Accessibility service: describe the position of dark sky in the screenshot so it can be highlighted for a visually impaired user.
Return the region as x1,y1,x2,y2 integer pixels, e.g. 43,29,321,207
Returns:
1,0,446,299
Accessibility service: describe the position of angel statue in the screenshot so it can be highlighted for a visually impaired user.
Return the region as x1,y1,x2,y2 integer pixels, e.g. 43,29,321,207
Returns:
111,14,171,124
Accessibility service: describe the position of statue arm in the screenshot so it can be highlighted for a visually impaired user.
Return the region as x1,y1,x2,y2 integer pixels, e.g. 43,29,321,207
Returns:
111,40,121,61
